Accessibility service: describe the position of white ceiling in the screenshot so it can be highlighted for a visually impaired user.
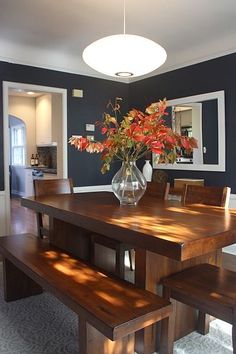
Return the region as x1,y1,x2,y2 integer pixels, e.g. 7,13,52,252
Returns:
1,0,236,83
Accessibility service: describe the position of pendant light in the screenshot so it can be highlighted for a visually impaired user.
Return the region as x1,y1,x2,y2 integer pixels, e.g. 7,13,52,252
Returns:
82,0,167,78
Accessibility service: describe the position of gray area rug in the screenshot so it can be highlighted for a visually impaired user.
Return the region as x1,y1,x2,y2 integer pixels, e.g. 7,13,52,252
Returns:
0,262,232,353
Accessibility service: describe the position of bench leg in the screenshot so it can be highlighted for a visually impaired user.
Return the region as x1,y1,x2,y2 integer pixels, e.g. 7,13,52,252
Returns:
115,245,125,278
78,316,87,354
232,309,236,354
159,316,174,354
233,324,236,354
159,286,174,354
79,317,134,354
197,312,210,335
3,258,42,302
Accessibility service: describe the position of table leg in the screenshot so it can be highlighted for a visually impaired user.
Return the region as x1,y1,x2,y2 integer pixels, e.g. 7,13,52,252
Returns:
135,249,156,354
49,218,91,261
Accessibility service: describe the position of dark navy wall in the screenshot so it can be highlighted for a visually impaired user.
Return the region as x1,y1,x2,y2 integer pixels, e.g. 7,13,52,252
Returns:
202,100,218,164
0,61,129,190
129,53,236,193
1,54,236,192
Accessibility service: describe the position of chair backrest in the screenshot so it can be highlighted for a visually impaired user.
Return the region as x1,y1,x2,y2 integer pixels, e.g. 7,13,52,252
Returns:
146,182,170,200
183,185,231,208
152,170,168,184
34,178,74,197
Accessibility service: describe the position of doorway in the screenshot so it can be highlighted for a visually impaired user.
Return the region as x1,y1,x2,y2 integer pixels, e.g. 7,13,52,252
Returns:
3,82,67,234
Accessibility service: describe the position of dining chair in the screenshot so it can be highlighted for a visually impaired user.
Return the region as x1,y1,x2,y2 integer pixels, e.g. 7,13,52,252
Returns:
146,181,170,200
152,170,168,184
90,181,170,278
183,184,231,208
162,184,233,352
33,178,74,238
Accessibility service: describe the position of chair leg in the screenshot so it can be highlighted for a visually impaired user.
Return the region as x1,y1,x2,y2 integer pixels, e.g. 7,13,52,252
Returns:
90,234,95,266
197,311,210,335
115,246,125,278
128,249,134,271
35,212,44,238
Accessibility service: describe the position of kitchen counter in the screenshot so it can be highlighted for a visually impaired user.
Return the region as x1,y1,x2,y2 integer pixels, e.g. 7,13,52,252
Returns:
26,166,57,174
24,168,58,197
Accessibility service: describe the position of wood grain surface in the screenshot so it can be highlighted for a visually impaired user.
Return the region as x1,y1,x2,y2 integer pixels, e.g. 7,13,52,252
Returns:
0,234,172,342
22,192,236,261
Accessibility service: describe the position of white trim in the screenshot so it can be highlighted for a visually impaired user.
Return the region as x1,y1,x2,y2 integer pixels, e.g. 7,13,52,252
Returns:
229,194,236,209
223,244,236,255
3,85,11,234
0,42,235,85
11,190,24,197
130,48,236,83
153,91,225,172
3,81,68,233
0,48,129,84
73,185,112,193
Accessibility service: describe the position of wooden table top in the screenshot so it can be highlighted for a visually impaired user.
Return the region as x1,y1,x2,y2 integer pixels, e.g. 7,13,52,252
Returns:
22,192,236,261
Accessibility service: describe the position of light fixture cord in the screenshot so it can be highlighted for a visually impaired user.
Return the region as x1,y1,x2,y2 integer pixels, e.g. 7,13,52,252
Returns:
123,0,126,34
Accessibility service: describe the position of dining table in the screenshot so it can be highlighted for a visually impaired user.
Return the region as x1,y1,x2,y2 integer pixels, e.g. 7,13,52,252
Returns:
21,191,236,354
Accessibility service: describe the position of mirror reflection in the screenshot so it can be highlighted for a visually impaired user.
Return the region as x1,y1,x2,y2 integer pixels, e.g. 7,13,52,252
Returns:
153,91,225,171
169,99,218,165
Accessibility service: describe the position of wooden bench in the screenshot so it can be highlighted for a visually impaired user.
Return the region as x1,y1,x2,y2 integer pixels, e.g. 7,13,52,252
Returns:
162,263,236,353
0,234,173,354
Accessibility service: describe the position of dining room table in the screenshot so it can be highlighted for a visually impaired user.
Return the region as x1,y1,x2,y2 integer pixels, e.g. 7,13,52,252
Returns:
21,191,236,354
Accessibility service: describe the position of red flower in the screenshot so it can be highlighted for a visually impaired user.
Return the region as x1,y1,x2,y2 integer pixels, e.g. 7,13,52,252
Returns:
101,127,107,134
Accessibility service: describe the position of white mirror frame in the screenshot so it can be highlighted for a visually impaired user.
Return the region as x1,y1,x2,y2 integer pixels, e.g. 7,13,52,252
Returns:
153,90,225,172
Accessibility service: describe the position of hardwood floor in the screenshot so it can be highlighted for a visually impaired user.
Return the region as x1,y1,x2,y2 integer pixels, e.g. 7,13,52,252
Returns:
10,196,37,235
9,197,236,273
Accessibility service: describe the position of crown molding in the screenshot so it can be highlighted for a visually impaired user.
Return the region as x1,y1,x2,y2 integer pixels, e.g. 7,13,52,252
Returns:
0,37,235,85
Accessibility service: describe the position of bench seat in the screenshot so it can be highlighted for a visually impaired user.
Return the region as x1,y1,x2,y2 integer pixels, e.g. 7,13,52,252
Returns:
0,234,172,353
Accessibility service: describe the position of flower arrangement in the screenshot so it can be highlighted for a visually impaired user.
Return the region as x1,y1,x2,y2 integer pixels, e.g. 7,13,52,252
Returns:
69,97,197,174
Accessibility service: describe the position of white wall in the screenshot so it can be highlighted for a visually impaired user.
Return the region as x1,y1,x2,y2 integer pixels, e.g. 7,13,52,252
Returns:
0,192,9,236
52,94,63,178
8,96,36,165
35,94,52,145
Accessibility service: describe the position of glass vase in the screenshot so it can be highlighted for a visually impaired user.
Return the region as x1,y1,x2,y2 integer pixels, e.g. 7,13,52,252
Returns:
112,161,147,205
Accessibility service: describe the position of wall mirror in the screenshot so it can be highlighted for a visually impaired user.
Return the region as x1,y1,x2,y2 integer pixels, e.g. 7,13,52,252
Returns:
153,90,225,171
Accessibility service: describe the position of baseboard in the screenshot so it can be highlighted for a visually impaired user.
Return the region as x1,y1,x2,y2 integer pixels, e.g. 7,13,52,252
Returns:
223,244,236,255
229,193,236,208
73,185,112,193
11,190,24,197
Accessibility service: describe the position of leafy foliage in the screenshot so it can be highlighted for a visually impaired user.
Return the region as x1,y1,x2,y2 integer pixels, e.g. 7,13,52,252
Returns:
69,98,198,174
